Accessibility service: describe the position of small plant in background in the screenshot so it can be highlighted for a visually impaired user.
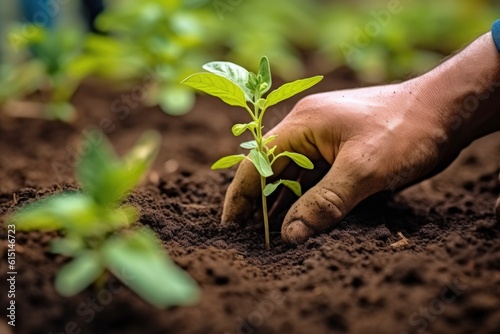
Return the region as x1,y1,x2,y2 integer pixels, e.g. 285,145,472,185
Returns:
8,130,199,307
182,56,322,249
211,0,318,80
4,25,91,121
315,0,500,82
0,61,45,109
76,0,216,115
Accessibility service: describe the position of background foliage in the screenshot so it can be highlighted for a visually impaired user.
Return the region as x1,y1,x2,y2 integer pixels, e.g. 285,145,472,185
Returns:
1,0,500,116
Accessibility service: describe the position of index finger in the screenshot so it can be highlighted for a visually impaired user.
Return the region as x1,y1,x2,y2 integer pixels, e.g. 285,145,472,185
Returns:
221,120,314,225
221,158,261,225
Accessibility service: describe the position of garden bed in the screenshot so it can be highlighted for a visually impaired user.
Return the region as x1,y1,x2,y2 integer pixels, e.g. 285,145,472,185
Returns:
1,68,499,334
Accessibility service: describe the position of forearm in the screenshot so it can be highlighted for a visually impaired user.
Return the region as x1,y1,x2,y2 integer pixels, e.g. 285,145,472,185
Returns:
410,32,500,147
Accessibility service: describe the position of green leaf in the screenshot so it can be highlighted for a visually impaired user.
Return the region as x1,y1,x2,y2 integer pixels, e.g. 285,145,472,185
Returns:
113,204,140,226
181,72,248,108
240,140,257,149
44,102,77,122
0,62,44,102
10,193,130,237
276,152,314,169
202,61,252,102
249,149,273,178
118,130,161,198
258,56,272,94
10,193,98,232
55,251,104,296
76,132,121,204
264,75,323,108
246,72,259,92
232,124,246,136
263,134,278,146
231,122,255,136
263,179,302,197
255,98,266,110
263,182,280,197
123,130,161,174
211,154,246,170
77,130,161,206
103,229,200,307
51,237,85,256
157,86,195,116
267,145,277,156
280,180,303,197
101,205,139,231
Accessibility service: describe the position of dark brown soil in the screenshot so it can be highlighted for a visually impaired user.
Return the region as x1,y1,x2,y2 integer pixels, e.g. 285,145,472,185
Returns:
1,68,500,334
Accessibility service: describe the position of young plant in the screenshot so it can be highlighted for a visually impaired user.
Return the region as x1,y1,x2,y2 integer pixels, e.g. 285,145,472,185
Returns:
76,0,216,115
8,130,199,307
182,56,323,249
211,0,318,80
5,25,91,121
0,61,44,108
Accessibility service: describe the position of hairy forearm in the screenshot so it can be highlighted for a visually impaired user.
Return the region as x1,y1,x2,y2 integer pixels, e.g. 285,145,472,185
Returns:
410,32,500,146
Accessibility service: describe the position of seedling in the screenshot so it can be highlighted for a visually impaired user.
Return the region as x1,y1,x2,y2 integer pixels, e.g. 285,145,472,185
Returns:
4,25,91,121
182,56,323,249
76,0,213,115
8,130,199,307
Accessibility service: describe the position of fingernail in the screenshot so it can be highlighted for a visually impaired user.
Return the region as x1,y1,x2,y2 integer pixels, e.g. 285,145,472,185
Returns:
284,220,313,244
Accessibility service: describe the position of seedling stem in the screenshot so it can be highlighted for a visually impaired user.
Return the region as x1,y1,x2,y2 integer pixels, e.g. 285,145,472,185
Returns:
182,56,323,249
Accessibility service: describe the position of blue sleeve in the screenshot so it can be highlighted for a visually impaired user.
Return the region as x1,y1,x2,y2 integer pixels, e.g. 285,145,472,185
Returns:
492,19,500,52
20,0,55,28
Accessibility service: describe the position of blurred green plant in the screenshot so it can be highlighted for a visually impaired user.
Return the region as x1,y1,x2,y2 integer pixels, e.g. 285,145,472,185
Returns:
8,130,200,307
316,0,500,82
3,25,92,121
3,0,499,119
211,0,317,80
74,0,216,115
182,56,321,249
0,61,44,106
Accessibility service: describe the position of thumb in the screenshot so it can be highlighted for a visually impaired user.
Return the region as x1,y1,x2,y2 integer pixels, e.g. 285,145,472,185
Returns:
281,151,383,244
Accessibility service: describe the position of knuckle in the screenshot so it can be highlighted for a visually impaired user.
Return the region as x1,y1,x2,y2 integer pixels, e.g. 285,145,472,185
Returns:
314,187,346,223
281,94,328,137
341,145,387,187
290,94,323,118
361,158,400,192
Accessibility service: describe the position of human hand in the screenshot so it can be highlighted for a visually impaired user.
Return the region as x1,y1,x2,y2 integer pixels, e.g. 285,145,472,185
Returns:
222,33,500,243
222,81,463,243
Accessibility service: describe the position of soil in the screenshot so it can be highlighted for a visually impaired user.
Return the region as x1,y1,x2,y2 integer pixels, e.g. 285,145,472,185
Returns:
1,68,500,334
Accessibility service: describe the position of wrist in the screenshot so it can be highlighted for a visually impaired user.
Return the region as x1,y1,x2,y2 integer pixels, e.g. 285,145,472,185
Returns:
409,32,500,147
